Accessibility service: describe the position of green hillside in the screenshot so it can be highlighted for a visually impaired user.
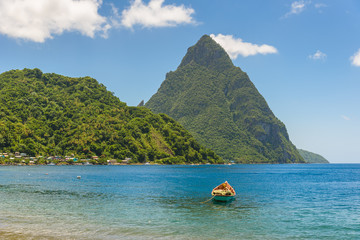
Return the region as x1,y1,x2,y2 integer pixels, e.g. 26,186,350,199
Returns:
146,35,304,163
0,68,222,164
298,149,329,163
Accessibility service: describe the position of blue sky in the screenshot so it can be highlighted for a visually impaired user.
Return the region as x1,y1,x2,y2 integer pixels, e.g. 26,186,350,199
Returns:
0,0,359,163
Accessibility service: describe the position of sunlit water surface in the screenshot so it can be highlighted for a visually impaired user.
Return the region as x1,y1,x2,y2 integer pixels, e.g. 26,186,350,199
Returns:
0,164,359,239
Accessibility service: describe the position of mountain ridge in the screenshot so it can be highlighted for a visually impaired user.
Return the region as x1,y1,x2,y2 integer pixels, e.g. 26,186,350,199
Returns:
298,149,329,163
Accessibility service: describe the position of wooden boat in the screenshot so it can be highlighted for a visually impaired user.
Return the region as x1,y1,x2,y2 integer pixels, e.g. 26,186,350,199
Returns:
211,181,236,202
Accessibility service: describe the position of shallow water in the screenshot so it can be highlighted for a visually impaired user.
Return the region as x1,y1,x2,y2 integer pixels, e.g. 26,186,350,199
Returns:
0,164,359,239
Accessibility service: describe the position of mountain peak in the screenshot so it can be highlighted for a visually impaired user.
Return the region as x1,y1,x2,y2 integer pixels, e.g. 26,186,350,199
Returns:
146,35,304,164
179,34,233,71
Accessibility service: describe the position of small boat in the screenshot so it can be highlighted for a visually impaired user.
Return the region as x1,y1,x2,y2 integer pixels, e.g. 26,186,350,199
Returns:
211,181,236,202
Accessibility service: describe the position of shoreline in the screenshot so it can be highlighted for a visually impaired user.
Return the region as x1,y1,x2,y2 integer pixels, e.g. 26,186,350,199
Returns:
0,162,337,166
0,163,231,166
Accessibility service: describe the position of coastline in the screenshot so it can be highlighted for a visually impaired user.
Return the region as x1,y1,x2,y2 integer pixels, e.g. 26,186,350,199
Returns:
0,162,229,166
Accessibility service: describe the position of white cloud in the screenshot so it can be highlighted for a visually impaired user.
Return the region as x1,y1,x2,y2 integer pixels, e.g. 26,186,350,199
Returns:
284,1,327,17
109,3,122,28
350,49,360,67
210,34,278,59
121,0,195,29
0,0,109,43
342,115,350,121
284,0,308,18
309,50,327,60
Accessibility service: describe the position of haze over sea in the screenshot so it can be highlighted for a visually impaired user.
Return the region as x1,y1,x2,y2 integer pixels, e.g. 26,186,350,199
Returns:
0,164,359,239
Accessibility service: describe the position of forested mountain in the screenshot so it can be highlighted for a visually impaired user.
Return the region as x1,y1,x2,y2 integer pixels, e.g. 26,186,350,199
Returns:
298,149,329,163
146,35,304,163
0,68,222,164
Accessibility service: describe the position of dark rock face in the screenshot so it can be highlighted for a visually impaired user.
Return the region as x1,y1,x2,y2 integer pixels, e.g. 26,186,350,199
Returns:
146,35,304,163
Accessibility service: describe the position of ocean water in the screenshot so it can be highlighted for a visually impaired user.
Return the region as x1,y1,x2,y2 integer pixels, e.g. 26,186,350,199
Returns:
0,164,359,239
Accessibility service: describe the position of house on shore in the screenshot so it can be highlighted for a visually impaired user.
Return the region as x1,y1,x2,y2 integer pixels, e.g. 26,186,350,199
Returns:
107,159,120,165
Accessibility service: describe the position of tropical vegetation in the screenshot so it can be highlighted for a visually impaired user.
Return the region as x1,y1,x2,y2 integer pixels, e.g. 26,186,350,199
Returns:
298,149,329,163
0,68,222,164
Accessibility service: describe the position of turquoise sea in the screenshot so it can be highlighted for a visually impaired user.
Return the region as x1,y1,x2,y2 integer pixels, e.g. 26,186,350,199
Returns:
0,164,359,239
